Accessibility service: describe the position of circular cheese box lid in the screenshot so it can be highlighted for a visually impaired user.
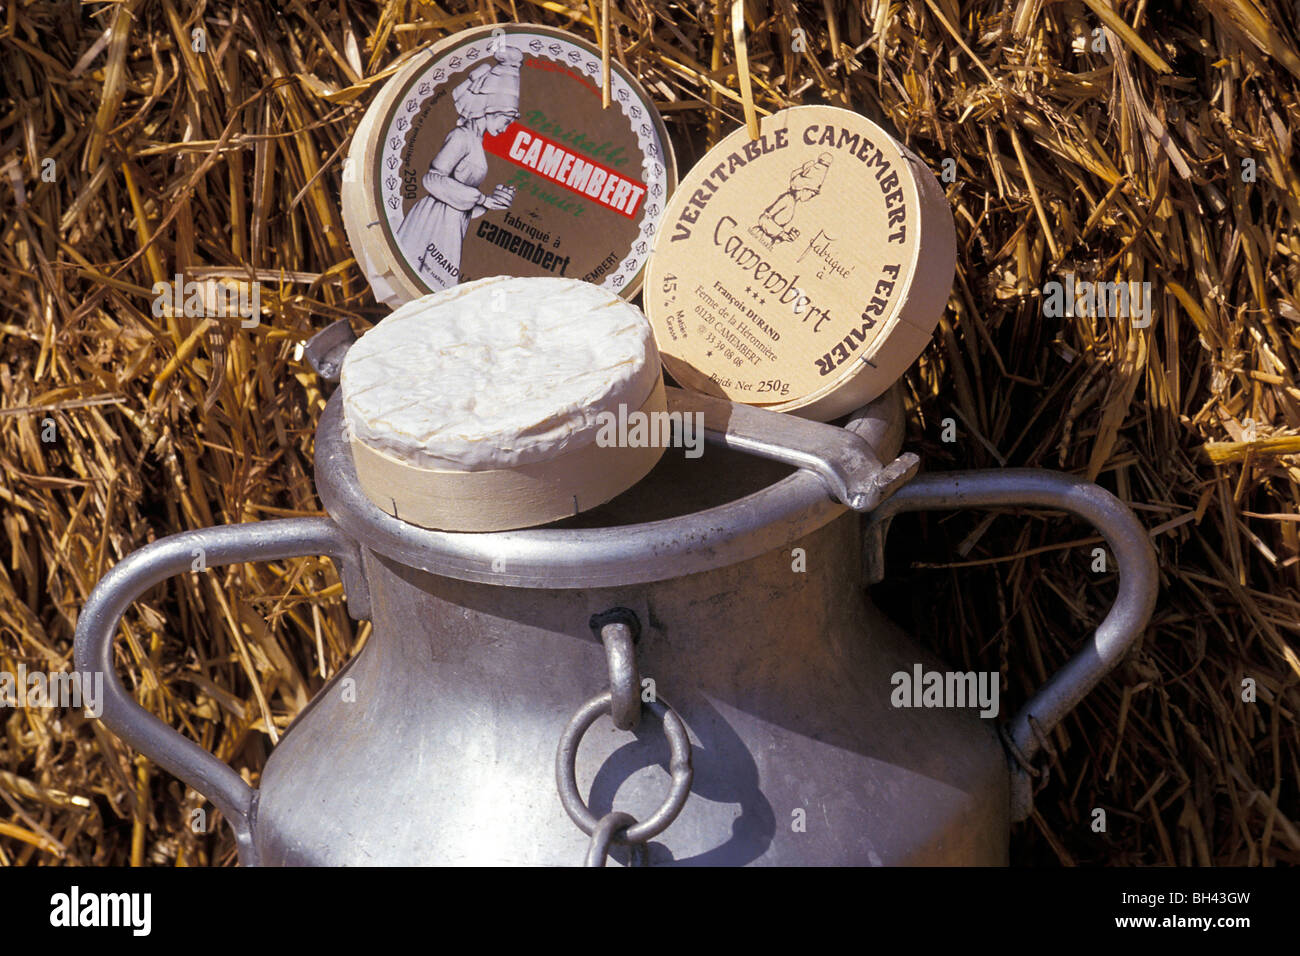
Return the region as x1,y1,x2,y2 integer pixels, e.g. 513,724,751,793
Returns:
645,105,955,421
343,24,677,308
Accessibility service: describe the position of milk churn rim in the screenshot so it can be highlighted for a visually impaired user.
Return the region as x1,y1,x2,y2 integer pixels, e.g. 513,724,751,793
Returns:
314,389,903,588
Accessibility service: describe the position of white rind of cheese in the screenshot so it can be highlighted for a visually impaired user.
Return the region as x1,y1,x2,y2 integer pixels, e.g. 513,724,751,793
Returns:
340,276,662,471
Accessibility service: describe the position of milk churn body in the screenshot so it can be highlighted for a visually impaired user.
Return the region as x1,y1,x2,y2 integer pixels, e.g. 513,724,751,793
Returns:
257,472,1009,865
74,364,1158,866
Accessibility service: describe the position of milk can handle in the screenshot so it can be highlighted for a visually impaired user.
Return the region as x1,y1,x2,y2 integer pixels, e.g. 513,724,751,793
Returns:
866,469,1158,820
73,518,369,864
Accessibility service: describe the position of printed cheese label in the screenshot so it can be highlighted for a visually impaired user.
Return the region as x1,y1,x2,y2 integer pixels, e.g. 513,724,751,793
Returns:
373,25,674,296
646,105,929,406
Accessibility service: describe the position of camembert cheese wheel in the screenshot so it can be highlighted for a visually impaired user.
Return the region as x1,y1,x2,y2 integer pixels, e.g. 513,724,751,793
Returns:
340,276,667,531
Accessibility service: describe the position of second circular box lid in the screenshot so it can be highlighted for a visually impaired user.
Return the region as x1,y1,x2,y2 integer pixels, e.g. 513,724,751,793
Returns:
645,105,955,422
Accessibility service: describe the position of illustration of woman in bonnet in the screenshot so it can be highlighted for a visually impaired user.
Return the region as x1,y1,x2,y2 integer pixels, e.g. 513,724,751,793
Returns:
396,45,522,285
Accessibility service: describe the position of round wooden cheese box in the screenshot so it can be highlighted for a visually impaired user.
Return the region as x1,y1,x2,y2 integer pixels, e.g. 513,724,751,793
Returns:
339,276,668,531
342,24,677,307
645,105,956,421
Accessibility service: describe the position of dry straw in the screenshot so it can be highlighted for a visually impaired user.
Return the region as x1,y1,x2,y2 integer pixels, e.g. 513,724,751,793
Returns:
1,0,1298,866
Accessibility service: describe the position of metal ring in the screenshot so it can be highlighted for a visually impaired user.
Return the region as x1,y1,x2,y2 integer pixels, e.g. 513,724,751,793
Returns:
555,691,693,845
600,622,641,731
584,811,638,867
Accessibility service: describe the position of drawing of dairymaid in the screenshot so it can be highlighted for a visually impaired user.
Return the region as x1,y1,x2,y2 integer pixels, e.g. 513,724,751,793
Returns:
396,45,522,286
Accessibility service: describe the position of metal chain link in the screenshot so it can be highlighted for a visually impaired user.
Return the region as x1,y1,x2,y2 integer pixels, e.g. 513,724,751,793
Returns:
592,611,641,731
556,691,693,845
556,609,694,866
584,812,638,867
